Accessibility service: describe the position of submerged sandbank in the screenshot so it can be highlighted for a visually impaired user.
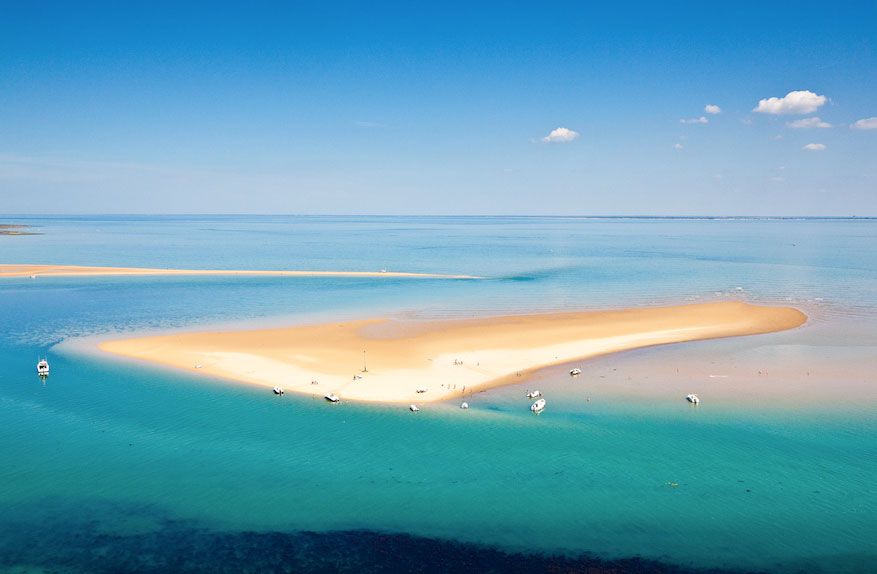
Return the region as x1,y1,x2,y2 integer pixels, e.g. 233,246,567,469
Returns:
0,264,478,280
98,302,807,403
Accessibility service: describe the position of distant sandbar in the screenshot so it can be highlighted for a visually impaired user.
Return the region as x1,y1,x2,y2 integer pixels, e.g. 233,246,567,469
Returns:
0,264,478,280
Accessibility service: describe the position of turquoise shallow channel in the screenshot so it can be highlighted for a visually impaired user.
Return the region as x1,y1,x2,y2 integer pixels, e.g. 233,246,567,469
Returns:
0,215,875,573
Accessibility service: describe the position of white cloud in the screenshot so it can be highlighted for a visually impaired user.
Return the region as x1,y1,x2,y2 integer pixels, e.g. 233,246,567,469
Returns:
705,104,721,115
787,117,831,129
680,116,709,124
850,117,877,130
541,127,579,143
802,143,826,151
753,90,827,115
769,176,786,182
673,143,684,150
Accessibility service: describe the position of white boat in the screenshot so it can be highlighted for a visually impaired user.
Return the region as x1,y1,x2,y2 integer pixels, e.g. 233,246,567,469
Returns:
460,402,469,409
526,390,541,399
530,398,546,413
569,368,582,376
685,394,700,405
273,387,284,395
325,393,340,403
409,404,420,412
37,358,49,376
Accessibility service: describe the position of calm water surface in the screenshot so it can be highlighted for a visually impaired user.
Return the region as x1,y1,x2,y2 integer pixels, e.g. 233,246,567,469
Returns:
0,216,874,573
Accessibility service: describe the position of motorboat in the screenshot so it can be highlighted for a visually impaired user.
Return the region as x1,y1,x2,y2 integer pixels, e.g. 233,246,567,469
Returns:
37,358,49,376
409,404,420,412
325,393,340,403
685,394,700,405
460,402,469,409
273,387,284,395
569,368,582,376
530,398,546,413
526,390,541,399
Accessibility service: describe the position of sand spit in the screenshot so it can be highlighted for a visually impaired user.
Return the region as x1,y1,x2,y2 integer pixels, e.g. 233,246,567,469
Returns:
98,302,807,404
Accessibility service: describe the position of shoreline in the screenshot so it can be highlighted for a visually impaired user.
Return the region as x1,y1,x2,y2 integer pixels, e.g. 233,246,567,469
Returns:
0,264,479,280
98,301,807,404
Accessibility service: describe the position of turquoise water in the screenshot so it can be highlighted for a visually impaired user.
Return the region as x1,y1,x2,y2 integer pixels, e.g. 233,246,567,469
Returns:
1,216,875,573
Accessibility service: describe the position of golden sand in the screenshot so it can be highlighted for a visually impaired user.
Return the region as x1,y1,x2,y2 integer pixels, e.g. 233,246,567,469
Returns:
98,302,807,403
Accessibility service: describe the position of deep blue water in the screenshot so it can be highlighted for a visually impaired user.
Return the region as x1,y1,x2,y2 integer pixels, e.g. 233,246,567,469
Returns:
0,216,875,573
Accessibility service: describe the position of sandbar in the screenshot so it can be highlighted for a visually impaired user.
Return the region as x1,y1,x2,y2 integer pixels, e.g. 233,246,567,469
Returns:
0,264,478,280
98,302,807,403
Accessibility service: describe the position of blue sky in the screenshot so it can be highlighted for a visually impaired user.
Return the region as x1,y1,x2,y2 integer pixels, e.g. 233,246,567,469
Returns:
1,1,875,215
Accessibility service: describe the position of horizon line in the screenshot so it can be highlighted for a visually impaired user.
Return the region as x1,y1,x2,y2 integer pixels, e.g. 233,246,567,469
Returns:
1,213,876,220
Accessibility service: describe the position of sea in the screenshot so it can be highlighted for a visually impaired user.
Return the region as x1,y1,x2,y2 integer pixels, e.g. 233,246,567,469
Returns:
0,215,874,573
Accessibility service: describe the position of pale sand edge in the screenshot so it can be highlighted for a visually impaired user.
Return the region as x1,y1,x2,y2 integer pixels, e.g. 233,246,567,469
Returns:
97,302,807,404
0,264,479,280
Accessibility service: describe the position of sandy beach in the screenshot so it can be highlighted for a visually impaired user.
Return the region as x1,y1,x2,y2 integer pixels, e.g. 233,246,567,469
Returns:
99,301,807,403
0,264,478,280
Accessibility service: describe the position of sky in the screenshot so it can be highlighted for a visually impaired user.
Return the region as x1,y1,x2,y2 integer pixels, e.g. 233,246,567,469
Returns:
1,1,875,216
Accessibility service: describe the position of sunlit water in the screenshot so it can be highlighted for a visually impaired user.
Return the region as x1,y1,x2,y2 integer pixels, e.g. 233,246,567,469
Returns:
0,216,874,573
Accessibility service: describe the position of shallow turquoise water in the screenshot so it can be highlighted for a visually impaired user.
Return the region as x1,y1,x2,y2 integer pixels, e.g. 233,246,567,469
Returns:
0,216,875,572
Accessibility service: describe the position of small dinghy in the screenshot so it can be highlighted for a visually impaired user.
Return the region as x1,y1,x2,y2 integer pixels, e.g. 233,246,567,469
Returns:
685,394,700,405
530,398,546,413
37,358,49,376
273,387,284,395
409,404,420,412
325,393,340,403
460,402,469,409
526,390,541,399
569,368,582,376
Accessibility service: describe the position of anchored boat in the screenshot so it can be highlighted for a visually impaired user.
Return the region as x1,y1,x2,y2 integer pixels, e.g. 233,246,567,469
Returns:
685,394,700,405
530,398,546,413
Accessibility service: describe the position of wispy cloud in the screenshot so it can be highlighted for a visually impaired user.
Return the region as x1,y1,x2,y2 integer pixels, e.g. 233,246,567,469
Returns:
704,104,721,115
680,116,709,125
541,127,579,143
753,90,827,115
802,143,826,151
787,117,831,129
353,120,389,129
850,117,877,130
673,143,684,150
